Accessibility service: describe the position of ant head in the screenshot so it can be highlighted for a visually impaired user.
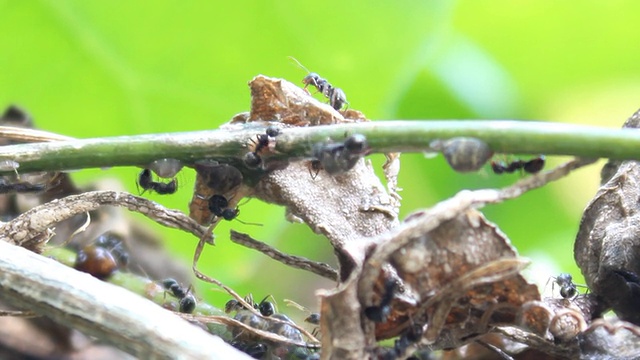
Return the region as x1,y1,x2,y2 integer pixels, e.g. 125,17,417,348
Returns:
303,73,321,87
305,313,320,325
162,278,180,290
265,125,281,138
556,273,573,284
222,208,239,221
259,301,275,317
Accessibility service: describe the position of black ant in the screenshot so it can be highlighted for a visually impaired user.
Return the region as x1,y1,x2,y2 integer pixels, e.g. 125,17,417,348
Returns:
311,134,370,176
225,294,276,317
208,194,239,221
289,57,348,111
162,278,196,313
550,273,587,299
244,126,281,169
0,177,46,194
491,155,545,175
364,278,400,323
137,168,177,195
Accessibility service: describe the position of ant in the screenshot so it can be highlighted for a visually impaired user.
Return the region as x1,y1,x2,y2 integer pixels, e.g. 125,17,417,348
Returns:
364,278,400,323
162,278,197,314
225,294,276,317
491,155,545,175
311,134,370,176
137,168,177,195
208,194,239,221
289,57,348,111
244,126,281,169
550,273,587,299
207,194,262,225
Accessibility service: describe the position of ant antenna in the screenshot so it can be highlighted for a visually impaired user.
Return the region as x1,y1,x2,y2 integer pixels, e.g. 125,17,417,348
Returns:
288,56,311,74
233,217,264,227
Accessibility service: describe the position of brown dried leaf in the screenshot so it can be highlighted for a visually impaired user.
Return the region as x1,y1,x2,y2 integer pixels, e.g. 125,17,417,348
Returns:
375,210,539,347
574,108,640,325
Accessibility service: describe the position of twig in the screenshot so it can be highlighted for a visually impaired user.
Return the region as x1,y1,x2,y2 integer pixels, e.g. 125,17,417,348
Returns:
0,120,636,174
0,190,213,252
230,230,338,281
191,230,321,345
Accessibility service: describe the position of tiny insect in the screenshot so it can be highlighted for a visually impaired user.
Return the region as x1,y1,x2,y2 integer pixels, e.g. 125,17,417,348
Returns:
137,168,178,195
551,273,587,299
189,161,244,225
244,125,281,169
311,134,370,176
289,56,348,111
225,294,276,317
491,155,545,175
364,278,400,323
207,194,239,221
161,278,197,313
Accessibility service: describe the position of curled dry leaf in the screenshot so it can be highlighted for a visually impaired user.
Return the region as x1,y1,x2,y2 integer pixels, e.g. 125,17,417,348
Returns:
575,108,640,326
369,209,539,348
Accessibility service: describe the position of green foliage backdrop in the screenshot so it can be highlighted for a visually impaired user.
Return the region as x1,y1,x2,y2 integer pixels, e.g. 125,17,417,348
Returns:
2,1,639,312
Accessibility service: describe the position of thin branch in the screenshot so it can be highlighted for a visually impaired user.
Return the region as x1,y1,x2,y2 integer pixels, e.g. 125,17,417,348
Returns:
230,230,339,281
0,121,638,173
0,190,213,252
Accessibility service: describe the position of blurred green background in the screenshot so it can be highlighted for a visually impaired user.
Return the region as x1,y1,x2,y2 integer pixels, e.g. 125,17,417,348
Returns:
1,1,639,316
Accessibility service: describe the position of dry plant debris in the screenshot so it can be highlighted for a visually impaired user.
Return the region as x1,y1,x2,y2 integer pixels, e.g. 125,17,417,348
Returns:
0,83,639,360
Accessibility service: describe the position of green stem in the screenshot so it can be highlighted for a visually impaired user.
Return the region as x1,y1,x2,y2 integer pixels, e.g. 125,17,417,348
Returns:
0,120,636,174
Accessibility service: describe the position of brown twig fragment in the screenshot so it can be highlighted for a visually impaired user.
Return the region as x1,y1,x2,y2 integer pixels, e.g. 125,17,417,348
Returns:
230,230,339,281
0,190,213,252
